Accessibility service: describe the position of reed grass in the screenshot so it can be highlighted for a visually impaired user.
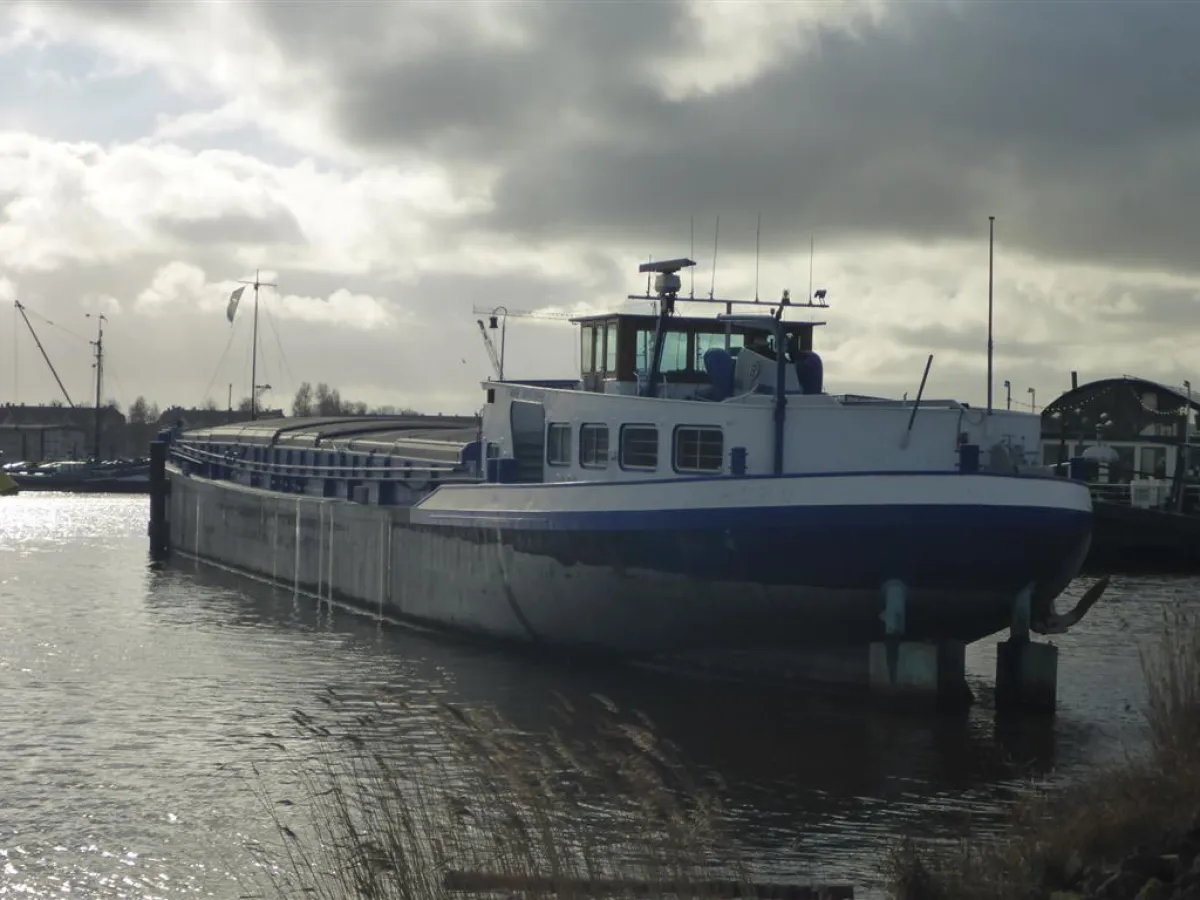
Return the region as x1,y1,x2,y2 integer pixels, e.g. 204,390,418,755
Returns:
240,690,762,899
884,601,1200,899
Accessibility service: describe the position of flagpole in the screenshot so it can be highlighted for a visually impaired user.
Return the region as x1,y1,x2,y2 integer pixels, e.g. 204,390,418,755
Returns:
251,269,260,421
233,268,277,421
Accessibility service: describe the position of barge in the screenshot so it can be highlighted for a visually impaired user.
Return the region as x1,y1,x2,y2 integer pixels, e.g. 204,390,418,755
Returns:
152,256,1105,709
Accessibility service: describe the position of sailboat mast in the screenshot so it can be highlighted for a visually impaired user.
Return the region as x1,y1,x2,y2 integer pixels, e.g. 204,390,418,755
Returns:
14,300,75,407
90,313,106,461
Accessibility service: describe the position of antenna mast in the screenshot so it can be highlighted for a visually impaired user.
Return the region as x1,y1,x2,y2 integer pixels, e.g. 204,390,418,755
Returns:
754,213,761,303
987,216,995,416
87,312,106,461
238,269,278,421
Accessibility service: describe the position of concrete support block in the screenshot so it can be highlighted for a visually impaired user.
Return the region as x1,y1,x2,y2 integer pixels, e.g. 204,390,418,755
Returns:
995,639,1058,712
869,640,971,710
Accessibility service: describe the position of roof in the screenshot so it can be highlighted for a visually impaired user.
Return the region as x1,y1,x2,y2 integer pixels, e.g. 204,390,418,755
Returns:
0,404,126,428
1043,376,1200,417
567,311,822,331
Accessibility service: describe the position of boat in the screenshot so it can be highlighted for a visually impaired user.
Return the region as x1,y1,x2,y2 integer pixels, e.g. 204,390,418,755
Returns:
6,301,150,493
8,457,150,493
0,469,17,496
157,256,1097,702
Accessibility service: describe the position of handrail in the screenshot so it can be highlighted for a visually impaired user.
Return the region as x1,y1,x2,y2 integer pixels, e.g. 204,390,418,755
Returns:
172,440,467,472
169,442,482,484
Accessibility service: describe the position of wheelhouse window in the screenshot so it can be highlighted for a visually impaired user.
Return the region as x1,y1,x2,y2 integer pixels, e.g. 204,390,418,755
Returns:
546,423,571,466
674,426,724,474
620,425,658,470
581,325,595,374
580,424,609,468
695,332,745,369
604,321,618,373
635,330,689,376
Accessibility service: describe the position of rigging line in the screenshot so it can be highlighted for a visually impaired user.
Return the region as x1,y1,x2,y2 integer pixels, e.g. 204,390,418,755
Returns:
12,302,17,403
22,305,89,343
200,315,241,409
262,301,296,394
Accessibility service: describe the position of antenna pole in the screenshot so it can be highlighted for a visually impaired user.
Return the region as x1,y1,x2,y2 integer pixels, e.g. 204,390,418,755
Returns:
689,216,695,299
808,236,814,301
709,216,720,301
754,213,761,303
987,216,995,416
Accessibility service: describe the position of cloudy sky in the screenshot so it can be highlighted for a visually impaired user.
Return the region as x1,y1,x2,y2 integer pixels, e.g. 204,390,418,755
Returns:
1,0,1198,416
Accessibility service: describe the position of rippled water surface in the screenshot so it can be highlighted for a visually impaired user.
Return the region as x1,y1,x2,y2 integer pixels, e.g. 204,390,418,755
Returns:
0,493,1189,897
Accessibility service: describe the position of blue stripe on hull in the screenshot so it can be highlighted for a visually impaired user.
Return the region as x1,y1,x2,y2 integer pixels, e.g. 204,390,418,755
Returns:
405,505,1092,646
414,504,1091,589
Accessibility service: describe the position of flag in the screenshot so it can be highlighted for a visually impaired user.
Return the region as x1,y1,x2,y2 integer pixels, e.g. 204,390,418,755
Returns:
226,285,245,323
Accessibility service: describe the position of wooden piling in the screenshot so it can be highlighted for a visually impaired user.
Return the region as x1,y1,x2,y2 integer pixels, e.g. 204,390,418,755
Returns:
148,439,169,560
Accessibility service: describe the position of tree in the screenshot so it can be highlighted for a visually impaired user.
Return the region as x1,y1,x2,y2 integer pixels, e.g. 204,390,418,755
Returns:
315,382,343,416
237,396,254,413
129,396,151,424
292,382,314,417
200,397,219,411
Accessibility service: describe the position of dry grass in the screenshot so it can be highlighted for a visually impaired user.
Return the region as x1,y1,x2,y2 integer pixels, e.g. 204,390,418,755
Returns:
883,602,1200,900
238,689,771,900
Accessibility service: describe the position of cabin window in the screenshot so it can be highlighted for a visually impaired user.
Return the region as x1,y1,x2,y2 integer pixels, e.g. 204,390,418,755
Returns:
546,423,572,466
635,330,689,375
674,426,724,474
695,332,744,369
604,321,618,373
581,325,595,374
580,424,609,468
1139,446,1167,479
620,425,658,470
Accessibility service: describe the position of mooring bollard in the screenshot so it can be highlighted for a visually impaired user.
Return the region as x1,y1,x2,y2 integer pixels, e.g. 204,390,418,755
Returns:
149,439,170,560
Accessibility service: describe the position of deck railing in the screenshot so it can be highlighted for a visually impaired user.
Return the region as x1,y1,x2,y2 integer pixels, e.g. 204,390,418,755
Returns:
169,440,483,486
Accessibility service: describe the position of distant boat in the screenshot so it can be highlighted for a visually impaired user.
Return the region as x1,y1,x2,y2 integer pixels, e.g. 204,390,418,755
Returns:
8,458,150,494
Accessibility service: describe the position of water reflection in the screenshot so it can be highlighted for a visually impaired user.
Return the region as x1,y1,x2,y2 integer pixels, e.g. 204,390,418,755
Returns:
151,557,1114,888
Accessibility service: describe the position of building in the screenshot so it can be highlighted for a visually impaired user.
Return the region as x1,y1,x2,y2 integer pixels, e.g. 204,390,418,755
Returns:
1040,376,1198,484
0,404,127,463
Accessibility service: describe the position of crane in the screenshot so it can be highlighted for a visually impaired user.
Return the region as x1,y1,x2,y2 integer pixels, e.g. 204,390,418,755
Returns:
476,320,503,380
470,305,576,321
14,299,76,407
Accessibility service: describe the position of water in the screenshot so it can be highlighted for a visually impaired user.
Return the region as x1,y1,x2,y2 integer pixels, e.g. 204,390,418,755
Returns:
0,493,1188,897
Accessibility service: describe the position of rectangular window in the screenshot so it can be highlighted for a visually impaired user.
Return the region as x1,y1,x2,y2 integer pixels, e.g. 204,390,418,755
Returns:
580,424,609,468
581,325,595,374
620,425,658,470
546,423,571,466
634,329,689,375
674,426,724,474
695,332,745,369
604,321,618,373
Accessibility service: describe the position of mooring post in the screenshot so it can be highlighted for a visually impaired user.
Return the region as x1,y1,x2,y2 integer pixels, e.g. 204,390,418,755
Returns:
148,438,170,560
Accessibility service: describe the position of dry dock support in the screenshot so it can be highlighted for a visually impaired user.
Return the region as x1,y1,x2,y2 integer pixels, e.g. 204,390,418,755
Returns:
994,584,1058,712
867,579,972,710
148,438,170,560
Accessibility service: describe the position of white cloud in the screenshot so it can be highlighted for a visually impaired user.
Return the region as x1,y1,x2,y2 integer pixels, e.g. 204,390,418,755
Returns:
2,0,1200,419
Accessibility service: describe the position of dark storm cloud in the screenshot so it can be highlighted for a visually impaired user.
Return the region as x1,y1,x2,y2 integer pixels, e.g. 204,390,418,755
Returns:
22,0,1200,273
237,0,1200,274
